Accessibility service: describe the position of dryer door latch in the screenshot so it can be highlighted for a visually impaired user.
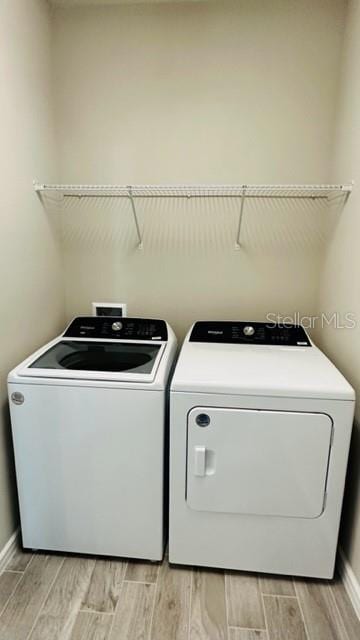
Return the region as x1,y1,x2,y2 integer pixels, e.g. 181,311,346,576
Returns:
194,446,206,476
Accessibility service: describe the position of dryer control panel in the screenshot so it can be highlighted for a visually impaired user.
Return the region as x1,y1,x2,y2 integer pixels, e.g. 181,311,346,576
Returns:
190,321,311,346
64,317,168,341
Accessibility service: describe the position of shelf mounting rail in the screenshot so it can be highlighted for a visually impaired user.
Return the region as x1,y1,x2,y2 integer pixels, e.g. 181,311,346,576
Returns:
34,182,353,249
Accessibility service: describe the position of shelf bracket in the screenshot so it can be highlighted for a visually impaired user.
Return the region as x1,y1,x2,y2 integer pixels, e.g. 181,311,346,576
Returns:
235,186,247,249
34,180,46,205
127,186,143,249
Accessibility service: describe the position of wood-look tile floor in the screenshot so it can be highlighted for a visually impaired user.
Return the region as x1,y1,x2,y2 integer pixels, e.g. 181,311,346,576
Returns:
0,548,359,640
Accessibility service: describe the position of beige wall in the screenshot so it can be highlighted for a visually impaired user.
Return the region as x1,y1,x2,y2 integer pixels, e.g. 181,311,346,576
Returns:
0,0,65,548
316,0,360,583
51,0,346,338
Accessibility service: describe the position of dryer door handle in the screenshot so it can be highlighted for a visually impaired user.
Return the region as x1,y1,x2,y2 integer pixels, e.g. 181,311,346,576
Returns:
194,446,206,477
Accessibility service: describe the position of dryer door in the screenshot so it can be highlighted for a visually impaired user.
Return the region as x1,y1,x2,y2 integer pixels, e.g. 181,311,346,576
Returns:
187,407,332,518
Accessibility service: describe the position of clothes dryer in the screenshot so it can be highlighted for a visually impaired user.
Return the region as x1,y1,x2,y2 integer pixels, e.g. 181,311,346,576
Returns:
169,321,354,578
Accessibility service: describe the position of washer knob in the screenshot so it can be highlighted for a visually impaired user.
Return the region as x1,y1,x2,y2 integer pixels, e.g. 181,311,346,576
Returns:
243,325,255,337
112,321,123,331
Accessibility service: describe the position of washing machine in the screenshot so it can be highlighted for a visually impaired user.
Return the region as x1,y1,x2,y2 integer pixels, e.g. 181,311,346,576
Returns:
8,316,177,560
169,321,355,578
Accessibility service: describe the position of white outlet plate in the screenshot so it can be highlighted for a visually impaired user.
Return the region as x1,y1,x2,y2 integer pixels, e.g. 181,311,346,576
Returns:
92,302,127,317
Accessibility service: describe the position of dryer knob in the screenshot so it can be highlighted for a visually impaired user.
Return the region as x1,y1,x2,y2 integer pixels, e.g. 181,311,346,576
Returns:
112,322,123,331
243,325,255,337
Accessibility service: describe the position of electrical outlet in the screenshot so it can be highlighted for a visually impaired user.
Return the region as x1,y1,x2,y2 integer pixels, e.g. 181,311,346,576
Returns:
92,302,127,317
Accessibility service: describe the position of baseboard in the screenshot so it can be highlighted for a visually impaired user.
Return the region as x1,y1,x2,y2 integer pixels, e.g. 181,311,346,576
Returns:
338,546,360,620
0,529,19,574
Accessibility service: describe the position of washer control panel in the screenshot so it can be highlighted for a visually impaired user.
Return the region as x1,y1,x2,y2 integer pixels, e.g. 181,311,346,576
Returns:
190,321,311,346
64,317,168,341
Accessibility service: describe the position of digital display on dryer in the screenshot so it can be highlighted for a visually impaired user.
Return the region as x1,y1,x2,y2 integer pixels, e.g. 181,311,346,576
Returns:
189,322,311,346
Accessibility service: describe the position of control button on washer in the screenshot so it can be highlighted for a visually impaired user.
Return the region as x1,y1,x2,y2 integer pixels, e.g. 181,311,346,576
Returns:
243,325,255,337
112,322,123,331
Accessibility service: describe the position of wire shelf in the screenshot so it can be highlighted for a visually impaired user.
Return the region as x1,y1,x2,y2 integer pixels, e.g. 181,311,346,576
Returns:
34,183,352,199
34,182,353,248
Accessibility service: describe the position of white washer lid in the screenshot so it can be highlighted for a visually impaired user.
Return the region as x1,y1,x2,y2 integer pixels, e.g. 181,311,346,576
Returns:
8,320,177,389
